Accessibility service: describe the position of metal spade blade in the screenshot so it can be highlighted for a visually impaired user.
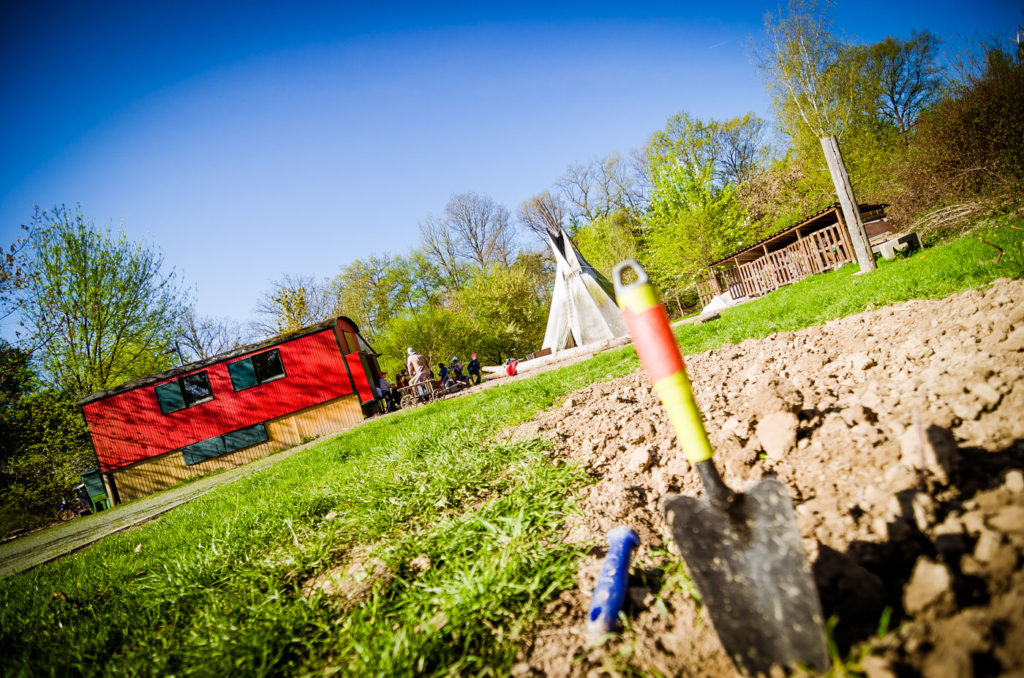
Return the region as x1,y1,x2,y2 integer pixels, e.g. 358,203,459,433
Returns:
661,463,830,676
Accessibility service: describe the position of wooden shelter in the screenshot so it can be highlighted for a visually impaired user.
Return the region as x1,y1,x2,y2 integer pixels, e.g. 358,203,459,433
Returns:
77,317,382,504
696,204,891,307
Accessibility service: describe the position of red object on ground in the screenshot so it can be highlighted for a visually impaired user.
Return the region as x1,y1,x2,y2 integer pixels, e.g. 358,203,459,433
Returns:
506,360,518,377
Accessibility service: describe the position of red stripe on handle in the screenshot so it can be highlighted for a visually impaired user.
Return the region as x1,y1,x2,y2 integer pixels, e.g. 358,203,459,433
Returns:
623,304,685,383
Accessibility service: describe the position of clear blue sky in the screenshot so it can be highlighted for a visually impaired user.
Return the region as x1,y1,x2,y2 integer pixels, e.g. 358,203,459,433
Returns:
1,1,1020,329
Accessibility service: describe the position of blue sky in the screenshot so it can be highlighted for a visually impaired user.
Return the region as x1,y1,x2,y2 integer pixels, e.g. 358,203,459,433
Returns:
1,1,1020,330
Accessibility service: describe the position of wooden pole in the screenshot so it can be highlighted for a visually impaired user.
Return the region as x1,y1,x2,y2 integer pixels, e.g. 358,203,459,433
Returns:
820,135,876,273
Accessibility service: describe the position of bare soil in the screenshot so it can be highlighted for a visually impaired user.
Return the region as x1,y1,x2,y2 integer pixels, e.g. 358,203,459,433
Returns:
502,278,1024,677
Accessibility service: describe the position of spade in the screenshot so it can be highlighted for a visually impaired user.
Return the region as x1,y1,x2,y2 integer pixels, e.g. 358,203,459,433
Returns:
612,260,829,676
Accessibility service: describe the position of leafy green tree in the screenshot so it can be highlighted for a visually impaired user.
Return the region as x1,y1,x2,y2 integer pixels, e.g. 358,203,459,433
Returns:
373,305,479,377
641,112,748,299
572,209,642,279
331,253,445,342
1,225,32,327
757,0,864,145
455,253,552,364
0,342,91,536
22,207,184,396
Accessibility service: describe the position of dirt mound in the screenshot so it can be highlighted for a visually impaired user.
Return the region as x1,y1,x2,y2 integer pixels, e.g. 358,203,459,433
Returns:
504,278,1024,677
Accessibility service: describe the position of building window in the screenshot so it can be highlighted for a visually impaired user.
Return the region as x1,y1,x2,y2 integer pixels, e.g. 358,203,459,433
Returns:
154,371,214,415
227,348,286,392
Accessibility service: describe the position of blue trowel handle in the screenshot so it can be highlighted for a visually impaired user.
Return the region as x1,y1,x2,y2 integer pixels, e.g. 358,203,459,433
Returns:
586,526,640,638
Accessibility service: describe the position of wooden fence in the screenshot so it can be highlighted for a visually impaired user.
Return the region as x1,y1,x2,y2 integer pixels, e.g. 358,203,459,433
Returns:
696,222,854,306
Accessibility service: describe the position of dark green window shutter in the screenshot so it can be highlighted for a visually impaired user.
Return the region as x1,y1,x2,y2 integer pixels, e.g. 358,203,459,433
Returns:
155,382,185,414
228,358,258,391
223,423,268,453
80,467,105,497
182,437,226,466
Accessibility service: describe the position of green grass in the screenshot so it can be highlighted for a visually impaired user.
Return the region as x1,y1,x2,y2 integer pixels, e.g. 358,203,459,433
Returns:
0,221,1021,676
672,219,1024,355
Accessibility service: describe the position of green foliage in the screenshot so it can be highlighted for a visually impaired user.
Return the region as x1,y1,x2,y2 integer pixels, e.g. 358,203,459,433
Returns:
373,304,475,376
22,206,183,395
754,1,942,211
0,343,91,537
455,253,552,363
642,111,748,296
889,45,1024,228
373,253,552,374
332,253,443,342
573,209,642,279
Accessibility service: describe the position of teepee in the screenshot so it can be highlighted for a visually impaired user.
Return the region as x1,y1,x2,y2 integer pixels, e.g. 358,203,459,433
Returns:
541,226,628,352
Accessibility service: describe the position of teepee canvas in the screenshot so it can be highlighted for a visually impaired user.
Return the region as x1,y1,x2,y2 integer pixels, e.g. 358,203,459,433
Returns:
541,226,628,352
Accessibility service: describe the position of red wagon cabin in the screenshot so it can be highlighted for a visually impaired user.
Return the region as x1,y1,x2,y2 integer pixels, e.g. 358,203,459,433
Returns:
78,317,382,504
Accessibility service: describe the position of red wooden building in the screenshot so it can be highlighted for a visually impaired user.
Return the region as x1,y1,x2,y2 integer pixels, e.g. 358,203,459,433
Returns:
77,317,382,504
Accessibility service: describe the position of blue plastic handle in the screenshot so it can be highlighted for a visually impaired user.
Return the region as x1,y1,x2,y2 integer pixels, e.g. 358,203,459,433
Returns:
586,525,640,638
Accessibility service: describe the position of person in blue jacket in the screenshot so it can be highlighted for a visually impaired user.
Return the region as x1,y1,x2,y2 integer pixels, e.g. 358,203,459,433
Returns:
467,353,482,385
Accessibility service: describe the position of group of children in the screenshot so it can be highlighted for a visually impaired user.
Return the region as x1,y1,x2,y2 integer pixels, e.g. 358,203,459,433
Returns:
375,351,483,413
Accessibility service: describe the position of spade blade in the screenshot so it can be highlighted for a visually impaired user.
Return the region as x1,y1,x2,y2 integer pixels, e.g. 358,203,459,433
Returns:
661,477,829,676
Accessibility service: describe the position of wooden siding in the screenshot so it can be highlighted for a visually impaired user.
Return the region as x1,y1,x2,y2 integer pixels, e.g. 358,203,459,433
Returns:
112,394,364,502
84,328,359,473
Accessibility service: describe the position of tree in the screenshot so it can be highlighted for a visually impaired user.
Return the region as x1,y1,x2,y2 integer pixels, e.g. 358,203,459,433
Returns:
21,207,184,396
252,273,333,337
572,210,642,280
177,308,248,361
556,153,647,225
736,155,834,234
756,0,864,143
517,191,566,242
332,253,441,342
642,112,748,297
420,214,468,288
0,341,91,537
868,31,945,134
373,305,478,377
1,225,32,326
419,192,516,287
717,114,771,183
889,43,1024,228
455,253,552,363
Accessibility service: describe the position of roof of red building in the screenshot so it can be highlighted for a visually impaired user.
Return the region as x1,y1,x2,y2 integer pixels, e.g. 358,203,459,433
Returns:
77,316,369,406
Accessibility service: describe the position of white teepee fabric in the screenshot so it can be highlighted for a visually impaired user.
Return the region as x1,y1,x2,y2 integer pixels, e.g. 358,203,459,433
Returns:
541,226,628,352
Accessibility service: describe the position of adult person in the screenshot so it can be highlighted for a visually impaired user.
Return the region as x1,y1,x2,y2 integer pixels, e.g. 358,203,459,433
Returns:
467,353,481,385
406,348,432,396
377,371,396,413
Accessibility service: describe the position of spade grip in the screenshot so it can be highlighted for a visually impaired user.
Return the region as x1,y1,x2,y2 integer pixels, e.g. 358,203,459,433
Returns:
586,526,640,639
612,260,713,464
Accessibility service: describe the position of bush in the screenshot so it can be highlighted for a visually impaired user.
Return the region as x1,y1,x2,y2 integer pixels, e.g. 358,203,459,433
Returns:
889,47,1024,232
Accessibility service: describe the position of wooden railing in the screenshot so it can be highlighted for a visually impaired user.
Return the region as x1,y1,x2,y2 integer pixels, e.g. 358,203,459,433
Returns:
696,223,855,307
734,223,854,300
